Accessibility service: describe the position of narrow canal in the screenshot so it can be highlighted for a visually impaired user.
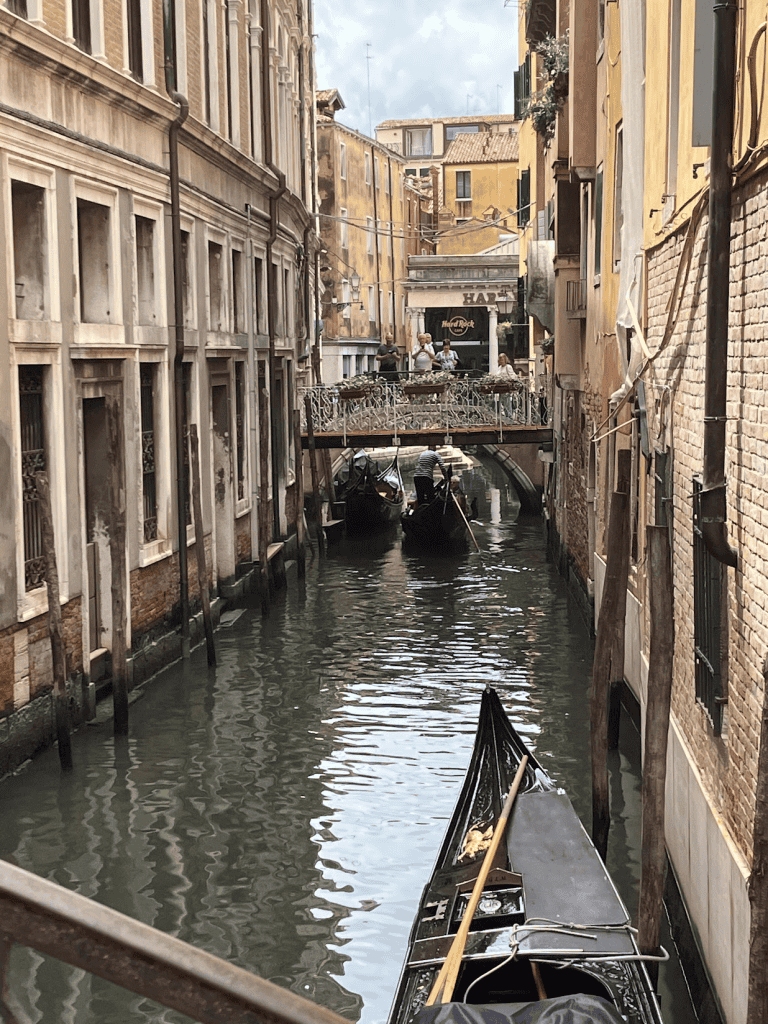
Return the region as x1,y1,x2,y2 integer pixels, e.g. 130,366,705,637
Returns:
0,454,696,1024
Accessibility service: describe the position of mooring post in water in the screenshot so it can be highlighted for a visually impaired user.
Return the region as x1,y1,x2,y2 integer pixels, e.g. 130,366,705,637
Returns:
591,449,631,860
303,393,325,555
258,387,272,614
34,472,73,772
608,450,631,749
189,425,216,666
106,396,129,737
638,526,674,986
292,409,306,577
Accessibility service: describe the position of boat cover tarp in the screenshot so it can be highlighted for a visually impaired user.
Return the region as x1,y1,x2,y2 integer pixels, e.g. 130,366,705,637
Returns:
416,994,625,1024
506,791,635,956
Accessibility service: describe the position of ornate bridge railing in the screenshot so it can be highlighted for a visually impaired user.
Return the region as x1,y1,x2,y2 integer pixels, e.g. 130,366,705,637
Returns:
300,377,549,447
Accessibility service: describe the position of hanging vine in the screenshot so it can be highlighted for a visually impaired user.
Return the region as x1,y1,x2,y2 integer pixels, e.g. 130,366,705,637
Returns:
522,33,569,148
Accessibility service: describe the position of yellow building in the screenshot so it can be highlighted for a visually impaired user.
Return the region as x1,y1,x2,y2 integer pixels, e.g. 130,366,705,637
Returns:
436,131,519,256
316,92,434,380
519,0,768,1016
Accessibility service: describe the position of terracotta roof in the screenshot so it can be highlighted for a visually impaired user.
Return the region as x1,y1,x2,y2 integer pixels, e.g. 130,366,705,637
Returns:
376,114,516,129
443,131,519,164
317,88,345,111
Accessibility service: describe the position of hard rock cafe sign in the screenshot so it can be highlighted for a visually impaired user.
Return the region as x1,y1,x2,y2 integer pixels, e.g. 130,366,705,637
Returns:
442,314,475,337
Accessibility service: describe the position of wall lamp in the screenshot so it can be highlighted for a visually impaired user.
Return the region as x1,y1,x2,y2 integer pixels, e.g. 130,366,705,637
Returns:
331,270,364,311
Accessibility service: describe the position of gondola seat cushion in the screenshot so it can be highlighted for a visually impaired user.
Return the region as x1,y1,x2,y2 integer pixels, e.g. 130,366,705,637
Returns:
415,994,625,1024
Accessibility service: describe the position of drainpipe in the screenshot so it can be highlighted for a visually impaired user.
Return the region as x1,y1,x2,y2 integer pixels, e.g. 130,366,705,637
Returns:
162,0,191,654
260,0,287,536
701,0,738,568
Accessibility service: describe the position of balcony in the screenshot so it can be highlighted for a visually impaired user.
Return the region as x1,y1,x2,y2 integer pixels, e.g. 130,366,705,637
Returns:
526,0,557,46
566,278,587,320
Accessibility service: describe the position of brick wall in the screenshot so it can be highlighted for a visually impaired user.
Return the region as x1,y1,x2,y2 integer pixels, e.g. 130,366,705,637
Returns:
236,512,252,562
0,600,83,715
646,169,768,863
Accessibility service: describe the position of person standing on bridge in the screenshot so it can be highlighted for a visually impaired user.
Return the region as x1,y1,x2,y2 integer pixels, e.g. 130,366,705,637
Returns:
376,332,400,382
495,352,518,379
435,339,459,373
413,445,446,506
413,333,435,373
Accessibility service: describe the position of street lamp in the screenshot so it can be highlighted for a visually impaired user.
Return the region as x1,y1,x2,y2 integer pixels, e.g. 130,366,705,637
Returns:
496,291,516,317
332,270,363,311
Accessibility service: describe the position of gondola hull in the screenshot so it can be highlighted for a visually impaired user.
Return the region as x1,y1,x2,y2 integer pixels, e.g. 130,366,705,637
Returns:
388,688,664,1024
401,485,468,550
336,452,404,534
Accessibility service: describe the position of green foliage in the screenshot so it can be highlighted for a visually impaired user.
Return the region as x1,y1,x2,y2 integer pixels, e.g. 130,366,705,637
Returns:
522,33,569,148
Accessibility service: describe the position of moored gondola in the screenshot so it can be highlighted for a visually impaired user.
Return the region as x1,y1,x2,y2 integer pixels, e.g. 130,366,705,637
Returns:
335,450,405,533
388,687,666,1024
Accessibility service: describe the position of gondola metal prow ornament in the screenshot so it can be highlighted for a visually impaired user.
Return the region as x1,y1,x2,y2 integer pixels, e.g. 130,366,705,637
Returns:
425,755,529,1006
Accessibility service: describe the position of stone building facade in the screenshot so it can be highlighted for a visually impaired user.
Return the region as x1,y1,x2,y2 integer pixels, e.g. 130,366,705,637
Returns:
0,0,316,773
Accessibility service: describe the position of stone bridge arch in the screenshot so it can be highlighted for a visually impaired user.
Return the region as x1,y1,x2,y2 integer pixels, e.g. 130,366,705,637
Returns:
478,443,542,515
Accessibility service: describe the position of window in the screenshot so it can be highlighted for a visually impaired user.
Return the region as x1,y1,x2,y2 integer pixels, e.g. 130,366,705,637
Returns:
692,0,714,146
368,285,375,321
514,56,531,119
341,278,351,319
7,0,28,16
693,478,726,734
419,167,430,177
283,267,290,334
339,142,347,179
406,167,417,176
367,355,375,372
612,125,623,269
19,365,47,592
517,169,530,228
235,361,246,501
135,216,156,325
342,354,351,377
340,209,348,250
594,168,604,279
365,152,371,184
12,181,46,321
446,124,479,141
182,362,193,526
666,0,682,215
127,0,143,79
77,198,112,323
355,354,365,375
254,255,265,333
367,216,374,255
208,241,224,330
181,229,194,327
406,127,432,157
72,0,92,52
374,157,380,189
232,248,245,333
385,162,390,194
456,170,471,199
139,364,158,542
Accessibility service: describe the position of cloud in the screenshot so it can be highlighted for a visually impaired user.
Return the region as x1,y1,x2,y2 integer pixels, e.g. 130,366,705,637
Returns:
313,0,520,136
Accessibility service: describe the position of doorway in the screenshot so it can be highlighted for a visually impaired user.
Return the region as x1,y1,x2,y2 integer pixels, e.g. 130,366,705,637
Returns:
211,379,235,582
83,396,111,677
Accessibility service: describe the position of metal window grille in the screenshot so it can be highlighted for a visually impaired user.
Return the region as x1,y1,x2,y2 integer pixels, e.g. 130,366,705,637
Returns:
140,365,158,542
235,362,246,501
693,477,725,734
19,365,47,591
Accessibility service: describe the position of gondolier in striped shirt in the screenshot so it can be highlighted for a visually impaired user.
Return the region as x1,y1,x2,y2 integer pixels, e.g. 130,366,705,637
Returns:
413,446,447,505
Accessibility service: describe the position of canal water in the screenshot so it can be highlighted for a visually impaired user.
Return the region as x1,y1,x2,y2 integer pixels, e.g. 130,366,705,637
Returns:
0,454,696,1024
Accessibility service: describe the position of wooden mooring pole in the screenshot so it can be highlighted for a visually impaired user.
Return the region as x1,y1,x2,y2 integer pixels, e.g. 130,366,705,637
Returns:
591,449,631,861
189,425,216,666
258,387,272,614
747,656,768,1024
292,409,306,577
303,393,325,555
34,472,73,772
638,525,674,986
106,396,129,737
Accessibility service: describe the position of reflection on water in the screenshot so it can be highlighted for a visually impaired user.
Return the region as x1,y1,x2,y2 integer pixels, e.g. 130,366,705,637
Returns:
0,456,694,1024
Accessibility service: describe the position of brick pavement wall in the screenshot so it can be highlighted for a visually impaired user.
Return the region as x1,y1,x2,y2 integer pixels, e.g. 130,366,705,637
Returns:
0,600,83,715
647,170,768,863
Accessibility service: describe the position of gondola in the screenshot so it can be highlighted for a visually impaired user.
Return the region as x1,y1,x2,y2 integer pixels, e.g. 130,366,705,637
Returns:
335,450,405,533
400,473,473,550
388,687,666,1024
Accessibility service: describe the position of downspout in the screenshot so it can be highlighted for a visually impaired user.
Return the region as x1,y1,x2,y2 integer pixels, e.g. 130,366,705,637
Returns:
162,0,191,655
701,0,739,567
260,0,287,536
371,144,383,340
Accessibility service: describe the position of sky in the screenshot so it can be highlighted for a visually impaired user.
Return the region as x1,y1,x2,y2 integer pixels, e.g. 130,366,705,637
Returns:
312,0,520,137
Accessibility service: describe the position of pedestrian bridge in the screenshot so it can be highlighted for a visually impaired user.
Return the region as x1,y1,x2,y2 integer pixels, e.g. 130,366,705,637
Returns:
299,376,552,450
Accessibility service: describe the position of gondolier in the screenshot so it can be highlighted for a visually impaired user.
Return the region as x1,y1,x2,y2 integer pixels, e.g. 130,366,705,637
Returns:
413,446,446,505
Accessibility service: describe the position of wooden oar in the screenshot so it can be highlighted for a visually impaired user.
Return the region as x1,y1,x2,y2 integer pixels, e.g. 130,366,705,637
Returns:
426,755,529,1006
451,490,482,556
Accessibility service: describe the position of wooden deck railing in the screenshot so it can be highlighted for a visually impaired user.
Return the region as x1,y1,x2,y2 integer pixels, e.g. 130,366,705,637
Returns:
0,859,351,1024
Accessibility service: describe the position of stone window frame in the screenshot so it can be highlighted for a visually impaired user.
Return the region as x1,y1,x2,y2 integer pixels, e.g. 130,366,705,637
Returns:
71,178,124,346
132,198,167,338
11,351,68,622
6,156,62,346
136,354,173,567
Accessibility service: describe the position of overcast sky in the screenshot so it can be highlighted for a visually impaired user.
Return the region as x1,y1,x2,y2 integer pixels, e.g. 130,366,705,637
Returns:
312,0,520,137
